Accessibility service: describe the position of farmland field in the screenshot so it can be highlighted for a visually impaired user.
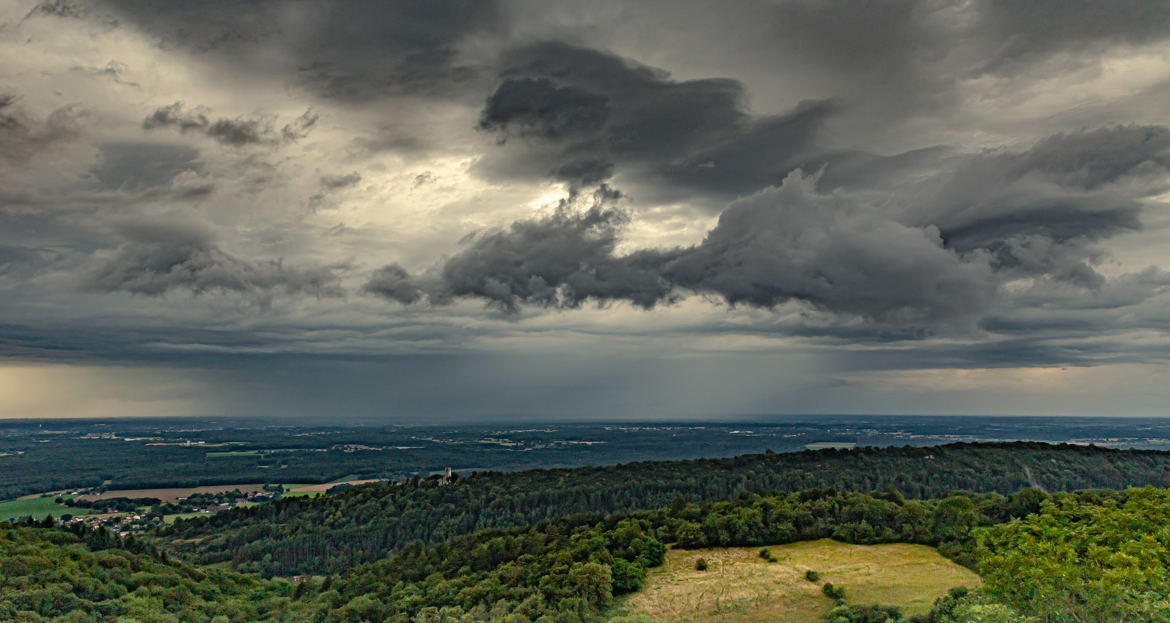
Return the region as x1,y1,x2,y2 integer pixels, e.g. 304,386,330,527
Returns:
611,539,980,623
281,479,384,497
0,494,96,522
77,484,268,503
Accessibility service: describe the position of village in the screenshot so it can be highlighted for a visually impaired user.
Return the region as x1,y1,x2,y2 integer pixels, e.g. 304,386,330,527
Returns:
57,485,284,536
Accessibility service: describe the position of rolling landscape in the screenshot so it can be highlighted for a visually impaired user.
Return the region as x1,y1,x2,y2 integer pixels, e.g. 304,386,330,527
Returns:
4,0,1170,621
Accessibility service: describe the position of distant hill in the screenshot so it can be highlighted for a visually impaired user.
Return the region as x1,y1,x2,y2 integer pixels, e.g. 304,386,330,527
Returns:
157,441,1170,576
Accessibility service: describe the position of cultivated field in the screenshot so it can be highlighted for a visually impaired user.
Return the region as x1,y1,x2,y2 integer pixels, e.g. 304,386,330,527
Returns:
0,494,95,522
281,479,384,496
612,539,980,623
78,484,268,503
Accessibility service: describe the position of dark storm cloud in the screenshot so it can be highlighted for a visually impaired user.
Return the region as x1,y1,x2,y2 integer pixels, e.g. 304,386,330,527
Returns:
660,174,995,326
96,0,504,101
368,186,675,312
756,0,1170,85
924,125,1170,285
480,77,610,139
473,42,937,201
771,0,926,73
142,103,318,147
368,174,995,326
474,42,750,191
83,221,345,299
373,121,1170,330
973,0,1170,75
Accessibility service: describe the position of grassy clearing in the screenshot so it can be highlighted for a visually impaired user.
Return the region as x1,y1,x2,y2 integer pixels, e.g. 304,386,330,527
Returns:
611,539,980,623
162,512,207,524
280,490,323,498
0,494,95,522
280,478,384,498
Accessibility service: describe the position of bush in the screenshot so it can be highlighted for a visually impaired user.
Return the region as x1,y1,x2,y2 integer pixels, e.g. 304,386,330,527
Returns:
823,582,846,601
694,558,708,571
759,548,777,562
805,569,820,582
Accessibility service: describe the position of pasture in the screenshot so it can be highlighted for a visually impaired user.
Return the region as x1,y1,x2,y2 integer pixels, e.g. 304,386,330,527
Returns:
612,539,980,623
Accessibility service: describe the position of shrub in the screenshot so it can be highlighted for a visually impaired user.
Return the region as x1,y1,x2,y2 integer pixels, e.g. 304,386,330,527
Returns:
694,558,708,571
805,569,820,582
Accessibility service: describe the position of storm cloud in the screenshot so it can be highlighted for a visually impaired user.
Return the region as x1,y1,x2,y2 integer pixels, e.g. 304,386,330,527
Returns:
97,0,505,101
4,0,1170,418
84,221,345,299
368,173,996,328
473,42,943,204
372,122,1170,332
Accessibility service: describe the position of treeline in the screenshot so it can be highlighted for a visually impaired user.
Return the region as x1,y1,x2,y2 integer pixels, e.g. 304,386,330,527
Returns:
159,442,1170,576
312,487,1006,623
7,485,1168,622
314,487,1167,622
64,496,162,512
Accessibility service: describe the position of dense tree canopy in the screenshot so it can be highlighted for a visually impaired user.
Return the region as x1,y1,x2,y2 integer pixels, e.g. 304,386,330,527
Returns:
5,447,1170,622
159,443,1170,576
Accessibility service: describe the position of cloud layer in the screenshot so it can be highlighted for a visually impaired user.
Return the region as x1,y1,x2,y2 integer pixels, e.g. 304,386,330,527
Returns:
2,0,1170,418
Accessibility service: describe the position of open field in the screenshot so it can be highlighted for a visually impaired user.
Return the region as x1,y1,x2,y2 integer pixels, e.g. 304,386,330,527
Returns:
78,484,267,503
282,479,383,496
163,512,207,524
612,539,980,623
0,494,96,522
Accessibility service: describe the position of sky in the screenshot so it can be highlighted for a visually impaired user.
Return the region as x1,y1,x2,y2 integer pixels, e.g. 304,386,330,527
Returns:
1,0,1170,420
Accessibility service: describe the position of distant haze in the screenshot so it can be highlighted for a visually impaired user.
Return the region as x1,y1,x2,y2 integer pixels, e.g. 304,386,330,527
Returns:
1,1,1170,419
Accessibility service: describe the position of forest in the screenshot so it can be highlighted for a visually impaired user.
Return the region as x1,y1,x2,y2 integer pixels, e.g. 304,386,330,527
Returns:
157,442,1170,576
5,485,1169,622
3,442,1170,621
6,416,1169,501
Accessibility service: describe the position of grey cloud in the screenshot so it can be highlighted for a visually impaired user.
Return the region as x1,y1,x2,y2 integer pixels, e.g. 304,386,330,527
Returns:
765,0,930,83
320,172,362,190
480,77,610,139
98,0,504,101
368,174,996,327
973,0,1170,75
661,173,996,326
83,221,345,299
280,109,319,141
363,264,424,305
473,42,933,203
142,102,317,147
0,245,59,280
368,186,675,313
27,0,85,19
92,142,200,191
1019,125,1170,191
70,60,139,87
0,95,84,162
925,125,1168,285
376,123,1170,330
